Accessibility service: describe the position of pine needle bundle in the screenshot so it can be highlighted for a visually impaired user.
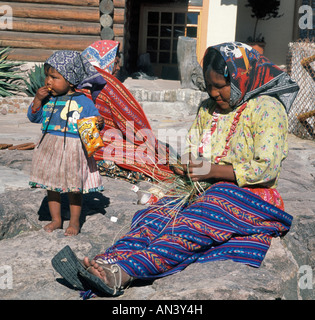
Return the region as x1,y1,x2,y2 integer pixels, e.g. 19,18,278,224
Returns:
152,163,210,202
136,152,211,208
131,160,211,236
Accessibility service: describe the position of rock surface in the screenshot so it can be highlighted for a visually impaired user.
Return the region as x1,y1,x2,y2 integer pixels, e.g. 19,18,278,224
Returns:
0,108,315,301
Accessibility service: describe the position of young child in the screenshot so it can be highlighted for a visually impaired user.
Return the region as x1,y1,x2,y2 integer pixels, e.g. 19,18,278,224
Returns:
27,50,105,236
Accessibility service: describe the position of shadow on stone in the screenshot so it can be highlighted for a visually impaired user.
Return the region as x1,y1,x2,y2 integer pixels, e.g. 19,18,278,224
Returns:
38,192,110,228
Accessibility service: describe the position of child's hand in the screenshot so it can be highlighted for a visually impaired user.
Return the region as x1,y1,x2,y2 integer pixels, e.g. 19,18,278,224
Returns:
35,86,50,101
32,86,50,112
96,116,104,130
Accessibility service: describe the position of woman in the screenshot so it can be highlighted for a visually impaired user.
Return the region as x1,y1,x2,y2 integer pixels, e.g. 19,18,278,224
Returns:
52,42,298,297
81,40,173,183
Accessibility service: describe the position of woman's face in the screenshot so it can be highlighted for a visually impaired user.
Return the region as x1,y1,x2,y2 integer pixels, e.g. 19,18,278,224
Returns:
45,66,74,96
112,56,121,78
205,70,231,110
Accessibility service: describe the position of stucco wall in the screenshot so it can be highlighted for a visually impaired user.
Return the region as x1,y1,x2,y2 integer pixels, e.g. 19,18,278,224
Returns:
235,0,296,65
206,0,238,46
205,0,296,66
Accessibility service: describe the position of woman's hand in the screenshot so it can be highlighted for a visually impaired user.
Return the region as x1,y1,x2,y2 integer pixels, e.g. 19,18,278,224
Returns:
186,159,212,182
172,153,211,181
32,86,50,112
171,153,194,176
187,161,236,183
96,116,104,130
172,153,236,183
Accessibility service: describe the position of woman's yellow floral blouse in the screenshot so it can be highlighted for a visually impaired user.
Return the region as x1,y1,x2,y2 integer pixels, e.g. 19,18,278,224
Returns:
185,95,288,188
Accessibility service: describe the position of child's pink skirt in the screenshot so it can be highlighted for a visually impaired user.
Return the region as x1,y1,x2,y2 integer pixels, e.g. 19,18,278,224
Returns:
29,134,104,193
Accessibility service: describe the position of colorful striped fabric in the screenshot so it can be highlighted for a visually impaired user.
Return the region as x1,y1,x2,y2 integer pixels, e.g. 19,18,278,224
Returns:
94,182,293,279
81,67,175,182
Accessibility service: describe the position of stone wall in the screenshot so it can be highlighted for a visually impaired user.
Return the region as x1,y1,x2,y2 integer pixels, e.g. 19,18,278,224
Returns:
0,88,208,116
0,96,33,115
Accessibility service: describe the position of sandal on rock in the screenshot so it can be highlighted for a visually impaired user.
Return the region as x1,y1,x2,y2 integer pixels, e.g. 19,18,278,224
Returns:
51,245,88,291
78,261,134,297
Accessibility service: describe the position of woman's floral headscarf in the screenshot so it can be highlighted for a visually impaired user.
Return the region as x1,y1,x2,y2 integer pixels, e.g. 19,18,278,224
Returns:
207,42,299,111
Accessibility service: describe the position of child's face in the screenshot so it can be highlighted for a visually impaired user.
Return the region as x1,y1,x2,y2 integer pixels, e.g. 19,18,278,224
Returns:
44,66,74,96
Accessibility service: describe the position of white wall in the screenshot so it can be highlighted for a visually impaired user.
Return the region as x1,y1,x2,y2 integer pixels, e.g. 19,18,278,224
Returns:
235,0,296,65
206,0,238,46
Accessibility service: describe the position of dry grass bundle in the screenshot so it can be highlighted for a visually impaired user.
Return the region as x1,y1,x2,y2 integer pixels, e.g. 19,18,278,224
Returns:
137,157,211,207
112,158,212,242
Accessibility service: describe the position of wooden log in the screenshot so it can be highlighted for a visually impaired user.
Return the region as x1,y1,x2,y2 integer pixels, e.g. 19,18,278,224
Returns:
99,0,114,14
8,143,35,150
12,17,100,35
1,2,99,22
113,8,125,24
7,48,56,61
0,144,13,149
3,0,99,6
115,37,124,51
177,36,205,90
113,0,126,8
113,24,124,37
100,27,115,40
100,14,113,28
0,31,100,51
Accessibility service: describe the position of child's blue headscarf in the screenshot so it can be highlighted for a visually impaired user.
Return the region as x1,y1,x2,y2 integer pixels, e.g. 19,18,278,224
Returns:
45,50,106,101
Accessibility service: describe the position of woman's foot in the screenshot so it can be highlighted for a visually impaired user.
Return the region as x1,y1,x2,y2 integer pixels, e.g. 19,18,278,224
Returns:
44,220,62,233
64,222,80,236
82,257,132,289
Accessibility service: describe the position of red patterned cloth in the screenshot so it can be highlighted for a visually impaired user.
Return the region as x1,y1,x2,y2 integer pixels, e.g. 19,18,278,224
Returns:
209,42,299,111
80,68,174,182
243,187,285,210
81,40,120,74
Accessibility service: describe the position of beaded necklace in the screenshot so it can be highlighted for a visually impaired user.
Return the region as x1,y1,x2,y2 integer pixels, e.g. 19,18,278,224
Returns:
198,102,247,164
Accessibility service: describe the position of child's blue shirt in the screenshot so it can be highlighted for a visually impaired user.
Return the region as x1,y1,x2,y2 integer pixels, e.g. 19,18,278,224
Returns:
27,92,100,138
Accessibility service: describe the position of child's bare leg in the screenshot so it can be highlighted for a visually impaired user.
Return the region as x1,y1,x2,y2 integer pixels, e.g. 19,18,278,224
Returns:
45,190,62,232
65,192,82,236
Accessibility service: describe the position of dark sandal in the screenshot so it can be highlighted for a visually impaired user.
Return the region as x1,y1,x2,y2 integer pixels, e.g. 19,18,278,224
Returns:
51,245,88,291
79,261,134,297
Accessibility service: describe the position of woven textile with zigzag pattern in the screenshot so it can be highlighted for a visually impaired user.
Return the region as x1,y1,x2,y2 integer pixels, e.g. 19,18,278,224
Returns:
94,182,293,279
81,68,174,182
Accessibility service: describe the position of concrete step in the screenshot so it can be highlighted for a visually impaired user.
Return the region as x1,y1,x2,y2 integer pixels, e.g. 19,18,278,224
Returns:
129,87,208,116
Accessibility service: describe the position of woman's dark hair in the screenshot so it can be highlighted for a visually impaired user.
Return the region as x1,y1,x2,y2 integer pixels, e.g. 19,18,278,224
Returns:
202,48,230,82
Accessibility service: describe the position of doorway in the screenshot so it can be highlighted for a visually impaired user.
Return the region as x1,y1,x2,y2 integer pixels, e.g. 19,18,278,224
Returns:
124,0,206,80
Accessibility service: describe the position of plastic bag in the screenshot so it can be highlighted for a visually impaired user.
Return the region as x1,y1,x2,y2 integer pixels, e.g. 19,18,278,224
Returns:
77,116,104,157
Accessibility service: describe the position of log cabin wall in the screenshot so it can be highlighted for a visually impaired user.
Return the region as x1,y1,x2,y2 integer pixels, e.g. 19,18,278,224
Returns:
0,0,204,77
0,0,126,63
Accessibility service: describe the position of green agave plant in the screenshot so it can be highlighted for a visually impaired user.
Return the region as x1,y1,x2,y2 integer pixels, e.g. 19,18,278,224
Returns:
0,47,24,97
23,63,45,97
